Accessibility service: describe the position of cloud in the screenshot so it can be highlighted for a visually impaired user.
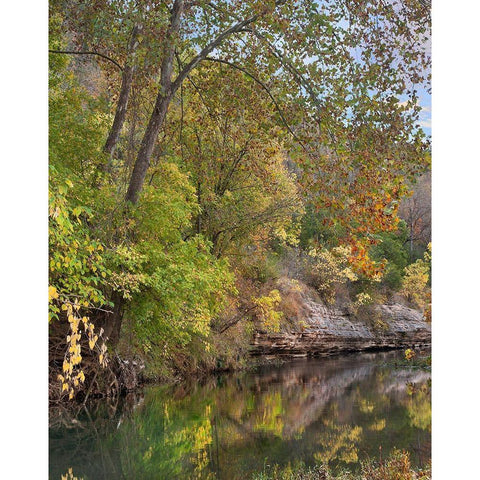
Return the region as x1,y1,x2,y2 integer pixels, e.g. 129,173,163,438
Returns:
418,105,431,129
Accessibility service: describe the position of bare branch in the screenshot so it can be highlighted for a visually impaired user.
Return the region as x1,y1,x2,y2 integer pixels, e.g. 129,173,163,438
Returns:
171,1,287,93
48,49,123,71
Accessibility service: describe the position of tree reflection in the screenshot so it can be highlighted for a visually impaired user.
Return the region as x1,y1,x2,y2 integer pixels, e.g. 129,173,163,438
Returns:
49,352,431,479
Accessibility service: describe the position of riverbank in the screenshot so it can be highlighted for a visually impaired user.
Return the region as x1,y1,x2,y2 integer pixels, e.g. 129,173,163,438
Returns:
49,298,430,404
49,272,431,405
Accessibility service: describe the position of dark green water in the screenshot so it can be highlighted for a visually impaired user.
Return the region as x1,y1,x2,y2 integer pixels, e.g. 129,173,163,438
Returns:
49,351,430,479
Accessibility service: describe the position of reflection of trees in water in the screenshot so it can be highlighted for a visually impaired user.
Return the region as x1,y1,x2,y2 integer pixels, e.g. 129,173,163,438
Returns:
50,390,216,479
49,352,430,479
49,393,143,479
407,387,431,431
313,407,364,465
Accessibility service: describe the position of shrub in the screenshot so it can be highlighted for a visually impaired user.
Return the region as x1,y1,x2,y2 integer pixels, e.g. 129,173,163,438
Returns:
401,244,431,311
253,290,284,333
307,246,357,304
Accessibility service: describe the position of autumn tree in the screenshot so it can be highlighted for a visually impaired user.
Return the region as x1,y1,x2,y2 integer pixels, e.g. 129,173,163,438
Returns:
53,0,430,202
49,0,431,397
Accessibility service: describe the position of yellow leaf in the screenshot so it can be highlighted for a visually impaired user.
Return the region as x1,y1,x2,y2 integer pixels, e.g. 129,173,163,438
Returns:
48,286,59,301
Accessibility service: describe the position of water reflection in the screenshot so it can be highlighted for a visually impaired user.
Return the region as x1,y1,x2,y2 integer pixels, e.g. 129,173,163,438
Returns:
49,351,430,480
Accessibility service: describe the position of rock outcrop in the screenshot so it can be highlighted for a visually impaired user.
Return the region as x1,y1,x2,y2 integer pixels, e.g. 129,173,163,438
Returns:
251,299,431,356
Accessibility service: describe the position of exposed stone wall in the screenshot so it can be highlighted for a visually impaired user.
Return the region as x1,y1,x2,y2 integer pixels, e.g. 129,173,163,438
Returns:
251,300,431,356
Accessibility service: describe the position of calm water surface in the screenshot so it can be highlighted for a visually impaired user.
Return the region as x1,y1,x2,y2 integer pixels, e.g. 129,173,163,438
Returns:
49,351,430,479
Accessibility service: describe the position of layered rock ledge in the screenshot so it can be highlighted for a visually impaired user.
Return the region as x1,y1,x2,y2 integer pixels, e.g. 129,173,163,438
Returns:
251,300,431,357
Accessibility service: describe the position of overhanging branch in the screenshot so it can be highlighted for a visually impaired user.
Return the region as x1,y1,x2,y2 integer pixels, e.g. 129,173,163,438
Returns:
171,1,287,93
48,49,123,71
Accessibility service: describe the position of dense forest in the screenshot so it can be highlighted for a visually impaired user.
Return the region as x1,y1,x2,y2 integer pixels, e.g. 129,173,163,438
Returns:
48,0,431,402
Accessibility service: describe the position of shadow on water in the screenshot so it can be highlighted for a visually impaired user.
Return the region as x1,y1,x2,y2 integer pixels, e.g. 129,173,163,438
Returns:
49,350,430,480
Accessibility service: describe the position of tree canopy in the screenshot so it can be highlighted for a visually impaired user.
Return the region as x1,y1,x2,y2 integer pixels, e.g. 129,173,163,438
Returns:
49,0,431,400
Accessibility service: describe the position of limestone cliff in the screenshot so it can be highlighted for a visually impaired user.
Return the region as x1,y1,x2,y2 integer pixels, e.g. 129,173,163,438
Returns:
251,298,431,356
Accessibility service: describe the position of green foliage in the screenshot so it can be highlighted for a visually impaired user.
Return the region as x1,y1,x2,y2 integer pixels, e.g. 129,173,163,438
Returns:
49,35,110,183
242,251,283,284
129,238,234,347
49,168,110,320
109,162,236,371
299,204,344,250
370,221,409,291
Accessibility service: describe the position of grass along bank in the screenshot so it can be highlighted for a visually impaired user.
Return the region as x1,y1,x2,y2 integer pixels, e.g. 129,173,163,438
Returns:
252,450,431,480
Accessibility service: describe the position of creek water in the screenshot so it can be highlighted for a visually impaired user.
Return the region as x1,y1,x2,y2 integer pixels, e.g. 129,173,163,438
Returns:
49,350,430,479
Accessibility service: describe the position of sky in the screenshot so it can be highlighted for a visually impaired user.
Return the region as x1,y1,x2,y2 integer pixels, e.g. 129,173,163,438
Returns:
418,87,431,136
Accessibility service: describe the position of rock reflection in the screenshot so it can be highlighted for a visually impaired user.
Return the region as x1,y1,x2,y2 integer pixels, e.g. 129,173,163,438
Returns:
49,351,430,480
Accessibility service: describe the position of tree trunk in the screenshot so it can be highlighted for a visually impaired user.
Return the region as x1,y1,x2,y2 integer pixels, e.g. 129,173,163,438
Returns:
124,0,268,205
102,25,141,170
104,291,125,347
124,0,184,204
103,65,134,160
125,92,172,204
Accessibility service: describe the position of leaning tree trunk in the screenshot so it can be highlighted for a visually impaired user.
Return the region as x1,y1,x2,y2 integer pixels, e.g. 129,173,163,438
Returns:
102,25,141,171
125,92,172,203
102,65,134,161
124,0,184,204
